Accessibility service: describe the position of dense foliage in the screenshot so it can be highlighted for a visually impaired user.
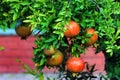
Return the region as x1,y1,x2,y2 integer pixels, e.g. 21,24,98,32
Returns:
0,0,120,79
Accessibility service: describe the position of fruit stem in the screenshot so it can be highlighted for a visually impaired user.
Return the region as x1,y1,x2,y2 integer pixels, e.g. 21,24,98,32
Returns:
21,37,27,40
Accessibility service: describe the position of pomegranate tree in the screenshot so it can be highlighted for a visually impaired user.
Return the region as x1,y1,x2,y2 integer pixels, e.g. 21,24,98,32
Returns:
0,0,120,80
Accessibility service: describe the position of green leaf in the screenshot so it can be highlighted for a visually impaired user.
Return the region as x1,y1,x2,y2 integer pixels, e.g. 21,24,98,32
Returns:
81,40,85,44
20,1,30,6
47,77,51,80
116,20,120,27
38,72,44,80
106,49,113,55
13,12,19,21
71,46,76,53
45,37,55,43
34,3,40,8
33,48,41,55
10,21,17,28
40,57,46,66
23,20,34,23
41,44,48,50
86,34,93,38
61,43,68,47
53,40,58,47
110,52,113,56
55,18,63,22
53,31,64,38
3,12,9,16
21,7,28,13
0,46,4,51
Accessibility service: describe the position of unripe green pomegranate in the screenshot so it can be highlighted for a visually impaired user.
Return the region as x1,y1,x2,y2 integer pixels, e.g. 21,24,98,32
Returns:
15,25,32,40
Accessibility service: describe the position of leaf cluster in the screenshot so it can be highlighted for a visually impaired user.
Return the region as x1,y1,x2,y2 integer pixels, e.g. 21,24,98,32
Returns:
1,0,120,55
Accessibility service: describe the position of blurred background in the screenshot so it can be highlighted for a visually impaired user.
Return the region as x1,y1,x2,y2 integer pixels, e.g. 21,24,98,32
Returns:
0,28,36,80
